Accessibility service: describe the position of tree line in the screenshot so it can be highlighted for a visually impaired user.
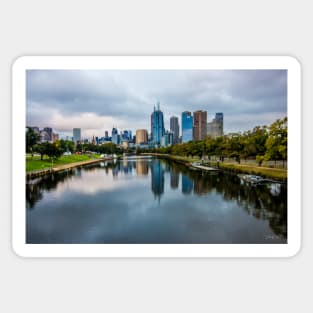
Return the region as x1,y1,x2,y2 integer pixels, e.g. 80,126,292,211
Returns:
146,117,287,166
26,128,123,160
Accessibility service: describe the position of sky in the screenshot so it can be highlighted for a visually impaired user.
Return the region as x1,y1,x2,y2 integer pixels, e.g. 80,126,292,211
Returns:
26,69,287,139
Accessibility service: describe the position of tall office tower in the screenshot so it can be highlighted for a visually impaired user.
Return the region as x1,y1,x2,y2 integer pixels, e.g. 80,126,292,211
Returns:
207,112,224,138
151,102,165,146
182,111,193,143
170,116,179,144
136,129,148,144
104,131,109,139
43,127,53,141
73,128,81,143
193,110,207,140
112,127,119,144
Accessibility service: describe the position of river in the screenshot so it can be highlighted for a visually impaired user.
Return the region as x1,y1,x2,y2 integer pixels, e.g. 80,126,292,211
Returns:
26,157,287,244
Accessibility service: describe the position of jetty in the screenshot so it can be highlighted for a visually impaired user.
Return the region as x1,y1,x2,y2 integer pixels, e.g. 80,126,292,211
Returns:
190,162,220,172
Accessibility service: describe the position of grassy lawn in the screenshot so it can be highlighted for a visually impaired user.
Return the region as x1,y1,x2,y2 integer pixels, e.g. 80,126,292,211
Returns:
26,154,101,172
209,161,287,181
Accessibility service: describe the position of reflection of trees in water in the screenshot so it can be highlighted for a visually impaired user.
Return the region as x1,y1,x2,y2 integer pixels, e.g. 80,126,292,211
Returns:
26,159,287,238
26,169,76,209
168,161,287,238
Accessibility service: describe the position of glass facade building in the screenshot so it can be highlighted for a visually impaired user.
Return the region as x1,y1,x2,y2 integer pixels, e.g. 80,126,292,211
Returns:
151,103,165,145
73,128,81,143
182,111,193,143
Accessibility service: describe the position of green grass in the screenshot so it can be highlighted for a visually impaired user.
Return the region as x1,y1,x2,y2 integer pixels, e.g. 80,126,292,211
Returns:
26,154,101,172
208,161,287,181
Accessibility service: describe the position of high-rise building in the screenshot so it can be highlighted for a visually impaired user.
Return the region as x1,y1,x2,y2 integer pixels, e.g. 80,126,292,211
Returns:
136,129,148,144
170,116,179,144
151,102,165,146
112,127,119,145
207,113,224,138
193,110,207,140
104,131,109,139
182,111,193,143
43,127,53,141
73,128,81,143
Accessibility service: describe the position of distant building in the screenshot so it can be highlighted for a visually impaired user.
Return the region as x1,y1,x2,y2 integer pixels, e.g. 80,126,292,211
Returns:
43,127,53,141
40,130,50,142
52,133,59,142
170,116,179,144
193,110,207,140
28,126,40,134
207,113,223,138
161,130,174,147
182,111,193,143
112,127,119,145
136,129,148,144
151,102,165,146
73,128,81,143
104,131,109,139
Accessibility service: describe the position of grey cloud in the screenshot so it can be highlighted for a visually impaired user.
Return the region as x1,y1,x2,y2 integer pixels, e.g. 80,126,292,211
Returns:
26,69,287,136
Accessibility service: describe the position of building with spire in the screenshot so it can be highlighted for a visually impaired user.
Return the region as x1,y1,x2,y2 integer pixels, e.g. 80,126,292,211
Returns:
150,102,165,146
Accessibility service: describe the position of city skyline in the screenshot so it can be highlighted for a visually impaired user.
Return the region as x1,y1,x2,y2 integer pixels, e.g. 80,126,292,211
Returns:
26,69,287,139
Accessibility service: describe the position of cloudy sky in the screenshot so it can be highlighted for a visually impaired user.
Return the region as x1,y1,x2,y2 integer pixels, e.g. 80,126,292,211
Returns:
26,69,287,139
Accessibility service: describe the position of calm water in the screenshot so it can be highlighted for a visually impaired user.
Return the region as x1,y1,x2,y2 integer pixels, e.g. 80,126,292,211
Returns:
26,158,287,244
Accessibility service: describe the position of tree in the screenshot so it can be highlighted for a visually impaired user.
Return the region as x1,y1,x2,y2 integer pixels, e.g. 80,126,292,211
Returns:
26,128,40,155
264,117,287,166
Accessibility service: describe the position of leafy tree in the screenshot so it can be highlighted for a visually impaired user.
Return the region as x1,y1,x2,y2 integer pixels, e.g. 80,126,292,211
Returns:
26,128,40,155
264,117,287,166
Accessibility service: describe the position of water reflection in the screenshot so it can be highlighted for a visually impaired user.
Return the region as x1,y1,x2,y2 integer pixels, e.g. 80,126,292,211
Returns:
26,158,287,243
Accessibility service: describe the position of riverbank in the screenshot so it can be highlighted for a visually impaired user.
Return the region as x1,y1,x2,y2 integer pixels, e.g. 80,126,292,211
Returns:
26,155,112,179
144,153,287,182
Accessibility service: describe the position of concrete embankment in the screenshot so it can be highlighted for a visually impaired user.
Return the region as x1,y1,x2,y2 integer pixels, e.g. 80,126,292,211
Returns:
26,158,113,180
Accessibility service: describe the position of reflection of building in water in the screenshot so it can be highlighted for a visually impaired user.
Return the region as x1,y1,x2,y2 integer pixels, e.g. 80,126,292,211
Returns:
151,160,164,200
136,160,149,176
112,163,119,177
121,160,133,174
182,174,193,194
170,168,179,189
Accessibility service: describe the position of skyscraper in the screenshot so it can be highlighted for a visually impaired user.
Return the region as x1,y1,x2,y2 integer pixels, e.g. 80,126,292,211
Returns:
73,128,81,143
136,129,148,144
207,113,224,138
151,102,165,146
182,111,193,143
170,116,179,144
112,127,119,144
193,110,207,140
